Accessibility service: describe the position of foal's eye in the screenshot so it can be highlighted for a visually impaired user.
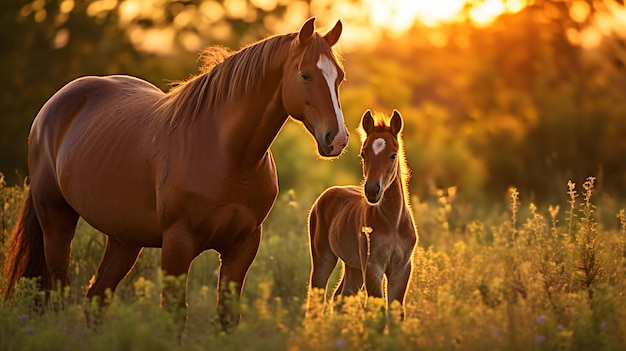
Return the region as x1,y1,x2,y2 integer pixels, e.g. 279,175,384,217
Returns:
299,72,312,83
391,153,397,160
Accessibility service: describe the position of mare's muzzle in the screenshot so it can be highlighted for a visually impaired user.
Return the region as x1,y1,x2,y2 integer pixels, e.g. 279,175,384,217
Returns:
317,130,349,157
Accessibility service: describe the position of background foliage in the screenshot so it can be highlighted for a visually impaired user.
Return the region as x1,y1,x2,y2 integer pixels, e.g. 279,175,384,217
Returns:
1,175,625,350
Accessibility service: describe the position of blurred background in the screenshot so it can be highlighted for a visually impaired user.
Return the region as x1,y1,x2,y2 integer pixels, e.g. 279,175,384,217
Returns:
2,0,626,213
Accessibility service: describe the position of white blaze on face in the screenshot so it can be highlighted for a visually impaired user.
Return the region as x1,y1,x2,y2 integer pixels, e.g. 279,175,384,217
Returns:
372,138,386,155
316,54,348,139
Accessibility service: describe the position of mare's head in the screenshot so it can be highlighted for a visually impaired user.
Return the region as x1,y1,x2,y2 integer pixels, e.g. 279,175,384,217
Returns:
359,110,404,205
282,18,349,157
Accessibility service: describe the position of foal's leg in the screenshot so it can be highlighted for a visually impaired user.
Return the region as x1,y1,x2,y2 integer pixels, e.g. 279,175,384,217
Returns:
307,210,338,317
363,263,385,299
337,265,363,296
386,264,412,320
217,227,261,330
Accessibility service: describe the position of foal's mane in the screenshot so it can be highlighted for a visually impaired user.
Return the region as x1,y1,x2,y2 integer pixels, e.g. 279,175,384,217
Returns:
156,31,341,126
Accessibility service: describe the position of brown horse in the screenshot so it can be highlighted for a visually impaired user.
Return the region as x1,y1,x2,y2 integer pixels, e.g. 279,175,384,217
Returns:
3,17,348,330
307,110,417,318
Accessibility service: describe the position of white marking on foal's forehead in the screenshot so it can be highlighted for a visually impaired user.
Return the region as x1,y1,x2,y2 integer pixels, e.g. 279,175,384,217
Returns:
316,55,345,133
372,138,386,155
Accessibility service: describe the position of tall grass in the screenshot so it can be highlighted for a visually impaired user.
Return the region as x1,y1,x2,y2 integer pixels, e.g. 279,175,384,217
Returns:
1,176,624,350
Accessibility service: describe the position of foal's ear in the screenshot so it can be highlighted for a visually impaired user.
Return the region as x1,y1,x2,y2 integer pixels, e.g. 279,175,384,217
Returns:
323,20,342,47
362,110,375,134
299,17,316,46
390,110,403,135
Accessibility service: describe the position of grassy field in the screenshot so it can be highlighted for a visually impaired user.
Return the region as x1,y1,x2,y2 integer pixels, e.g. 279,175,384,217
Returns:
1,175,625,351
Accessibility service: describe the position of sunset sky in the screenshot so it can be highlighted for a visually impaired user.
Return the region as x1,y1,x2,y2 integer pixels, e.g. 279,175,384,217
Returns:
60,0,626,53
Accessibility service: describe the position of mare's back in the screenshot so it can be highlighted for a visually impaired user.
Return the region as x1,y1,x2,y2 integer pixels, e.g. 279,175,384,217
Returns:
31,76,164,159
33,76,163,138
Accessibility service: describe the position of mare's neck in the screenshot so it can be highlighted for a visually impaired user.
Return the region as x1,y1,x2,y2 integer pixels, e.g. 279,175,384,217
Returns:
200,50,290,172
227,74,288,170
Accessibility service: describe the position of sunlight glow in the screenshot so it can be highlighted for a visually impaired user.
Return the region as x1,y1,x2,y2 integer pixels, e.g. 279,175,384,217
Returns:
505,0,527,13
570,1,591,23
87,0,118,17
470,0,506,26
365,0,467,30
115,0,527,53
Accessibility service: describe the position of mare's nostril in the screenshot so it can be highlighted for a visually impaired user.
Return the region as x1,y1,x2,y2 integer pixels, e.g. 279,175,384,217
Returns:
324,132,334,148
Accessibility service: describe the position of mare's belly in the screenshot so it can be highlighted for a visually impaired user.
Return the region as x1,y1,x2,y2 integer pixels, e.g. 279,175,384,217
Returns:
58,150,162,246
196,179,278,251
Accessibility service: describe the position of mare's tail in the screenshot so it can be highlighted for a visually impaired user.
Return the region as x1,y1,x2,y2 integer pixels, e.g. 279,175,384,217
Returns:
3,189,51,299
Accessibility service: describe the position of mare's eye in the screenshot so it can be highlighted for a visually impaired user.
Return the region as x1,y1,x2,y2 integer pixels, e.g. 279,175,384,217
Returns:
300,72,312,83
391,153,397,160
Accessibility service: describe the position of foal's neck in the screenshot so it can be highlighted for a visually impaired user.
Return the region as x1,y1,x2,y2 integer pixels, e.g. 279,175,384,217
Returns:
376,170,407,227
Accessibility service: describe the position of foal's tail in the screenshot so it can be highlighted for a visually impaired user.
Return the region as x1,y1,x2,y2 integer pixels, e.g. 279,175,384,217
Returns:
3,189,51,299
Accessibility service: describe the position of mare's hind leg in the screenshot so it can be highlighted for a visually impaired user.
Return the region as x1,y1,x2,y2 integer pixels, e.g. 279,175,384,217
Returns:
86,237,142,304
85,237,141,325
31,186,79,291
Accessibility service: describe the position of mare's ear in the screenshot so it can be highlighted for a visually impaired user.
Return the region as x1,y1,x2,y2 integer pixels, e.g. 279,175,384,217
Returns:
323,20,342,47
299,17,316,46
362,110,375,134
390,110,403,135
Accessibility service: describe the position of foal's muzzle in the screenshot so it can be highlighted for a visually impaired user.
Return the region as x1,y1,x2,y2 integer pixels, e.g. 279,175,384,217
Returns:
364,181,382,204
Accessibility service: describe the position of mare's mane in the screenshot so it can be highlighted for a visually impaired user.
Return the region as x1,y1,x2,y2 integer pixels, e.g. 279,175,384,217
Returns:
156,31,341,126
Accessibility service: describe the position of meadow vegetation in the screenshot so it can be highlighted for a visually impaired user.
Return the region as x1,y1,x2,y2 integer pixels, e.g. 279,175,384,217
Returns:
1,173,624,351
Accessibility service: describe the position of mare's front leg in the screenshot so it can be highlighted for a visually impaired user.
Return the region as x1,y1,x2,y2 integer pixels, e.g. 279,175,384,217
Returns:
160,223,198,335
217,227,261,331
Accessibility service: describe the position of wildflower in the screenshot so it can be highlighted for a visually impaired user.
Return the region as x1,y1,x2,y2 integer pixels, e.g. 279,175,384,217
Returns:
491,329,499,338
335,338,347,348
18,314,29,322
536,315,547,324
536,335,546,342
25,326,35,334
601,321,607,329
557,324,564,331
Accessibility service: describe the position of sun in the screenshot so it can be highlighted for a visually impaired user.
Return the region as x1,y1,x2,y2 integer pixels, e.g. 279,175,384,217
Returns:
361,0,528,33
365,0,466,30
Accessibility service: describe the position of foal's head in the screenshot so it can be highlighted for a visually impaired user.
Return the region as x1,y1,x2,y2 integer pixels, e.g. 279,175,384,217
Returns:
282,18,349,158
359,110,403,204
